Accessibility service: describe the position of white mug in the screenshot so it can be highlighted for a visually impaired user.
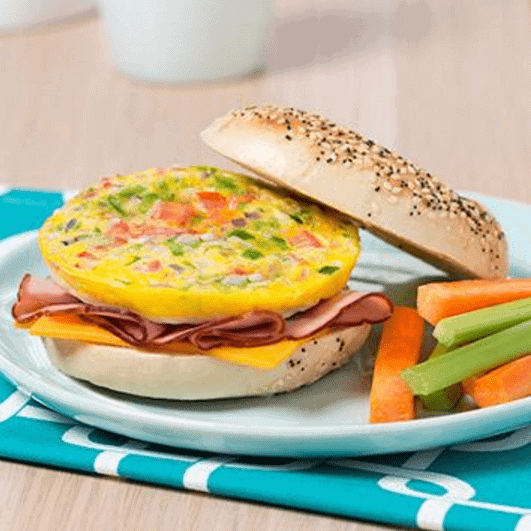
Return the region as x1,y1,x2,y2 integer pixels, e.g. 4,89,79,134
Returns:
97,0,273,83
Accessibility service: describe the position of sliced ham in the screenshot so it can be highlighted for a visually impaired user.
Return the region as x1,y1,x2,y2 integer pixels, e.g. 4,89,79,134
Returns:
13,275,393,350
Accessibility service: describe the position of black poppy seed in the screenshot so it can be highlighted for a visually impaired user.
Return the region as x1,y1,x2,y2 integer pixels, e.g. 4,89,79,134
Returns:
375,186,381,192
285,135,292,141
313,340,318,344
336,337,341,343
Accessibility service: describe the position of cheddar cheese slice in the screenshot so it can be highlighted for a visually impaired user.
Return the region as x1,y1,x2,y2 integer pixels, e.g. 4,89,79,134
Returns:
29,315,313,370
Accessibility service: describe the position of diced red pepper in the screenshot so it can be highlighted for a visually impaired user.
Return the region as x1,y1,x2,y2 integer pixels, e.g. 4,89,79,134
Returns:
198,191,228,210
288,230,322,249
107,221,131,239
110,237,128,247
154,202,195,225
76,251,97,259
146,260,162,272
230,267,249,275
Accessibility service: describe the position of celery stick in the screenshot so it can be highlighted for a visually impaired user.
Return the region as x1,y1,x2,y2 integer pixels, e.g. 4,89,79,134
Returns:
402,318,531,396
418,344,462,411
421,384,462,411
434,297,531,348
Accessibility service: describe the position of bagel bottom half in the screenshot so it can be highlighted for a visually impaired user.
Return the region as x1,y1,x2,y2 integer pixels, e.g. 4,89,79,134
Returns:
43,324,372,400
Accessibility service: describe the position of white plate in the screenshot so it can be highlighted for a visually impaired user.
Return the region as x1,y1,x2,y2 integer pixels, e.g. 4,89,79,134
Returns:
1,194,531,457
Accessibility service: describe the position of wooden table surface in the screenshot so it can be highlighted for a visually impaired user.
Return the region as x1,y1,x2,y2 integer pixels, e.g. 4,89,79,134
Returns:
0,1,530,529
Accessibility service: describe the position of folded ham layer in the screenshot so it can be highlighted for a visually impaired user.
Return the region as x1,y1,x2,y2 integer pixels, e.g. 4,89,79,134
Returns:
12,275,393,350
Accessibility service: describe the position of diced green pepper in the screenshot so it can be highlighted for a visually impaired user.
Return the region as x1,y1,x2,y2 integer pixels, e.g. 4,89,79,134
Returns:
229,229,255,241
118,185,146,198
270,235,289,249
242,249,263,260
318,265,340,275
107,196,127,217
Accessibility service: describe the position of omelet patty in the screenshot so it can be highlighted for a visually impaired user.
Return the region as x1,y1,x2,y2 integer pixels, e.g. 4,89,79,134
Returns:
38,166,360,321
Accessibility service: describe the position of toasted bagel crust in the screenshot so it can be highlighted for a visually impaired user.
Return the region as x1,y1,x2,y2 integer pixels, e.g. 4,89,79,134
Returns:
43,324,371,399
201,105,508,279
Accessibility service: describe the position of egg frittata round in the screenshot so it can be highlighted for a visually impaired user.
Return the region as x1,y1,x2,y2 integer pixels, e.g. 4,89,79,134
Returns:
38,166,360,321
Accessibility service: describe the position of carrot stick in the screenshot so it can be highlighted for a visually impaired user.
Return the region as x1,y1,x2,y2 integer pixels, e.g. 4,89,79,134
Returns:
369,307,425,423
462,354,531,407
417,279,531,325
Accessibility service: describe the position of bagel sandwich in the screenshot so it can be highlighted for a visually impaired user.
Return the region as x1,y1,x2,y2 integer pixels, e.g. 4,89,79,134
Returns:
13,165,393,399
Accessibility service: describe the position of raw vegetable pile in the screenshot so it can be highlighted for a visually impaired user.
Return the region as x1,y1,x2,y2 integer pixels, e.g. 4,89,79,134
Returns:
369,279,531,423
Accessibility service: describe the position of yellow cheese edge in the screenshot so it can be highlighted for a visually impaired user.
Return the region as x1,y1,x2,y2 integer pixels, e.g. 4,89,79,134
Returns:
27,315,316,370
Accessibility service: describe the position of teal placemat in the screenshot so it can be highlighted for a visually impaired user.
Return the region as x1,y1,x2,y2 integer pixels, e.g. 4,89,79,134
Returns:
1,187,531,531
